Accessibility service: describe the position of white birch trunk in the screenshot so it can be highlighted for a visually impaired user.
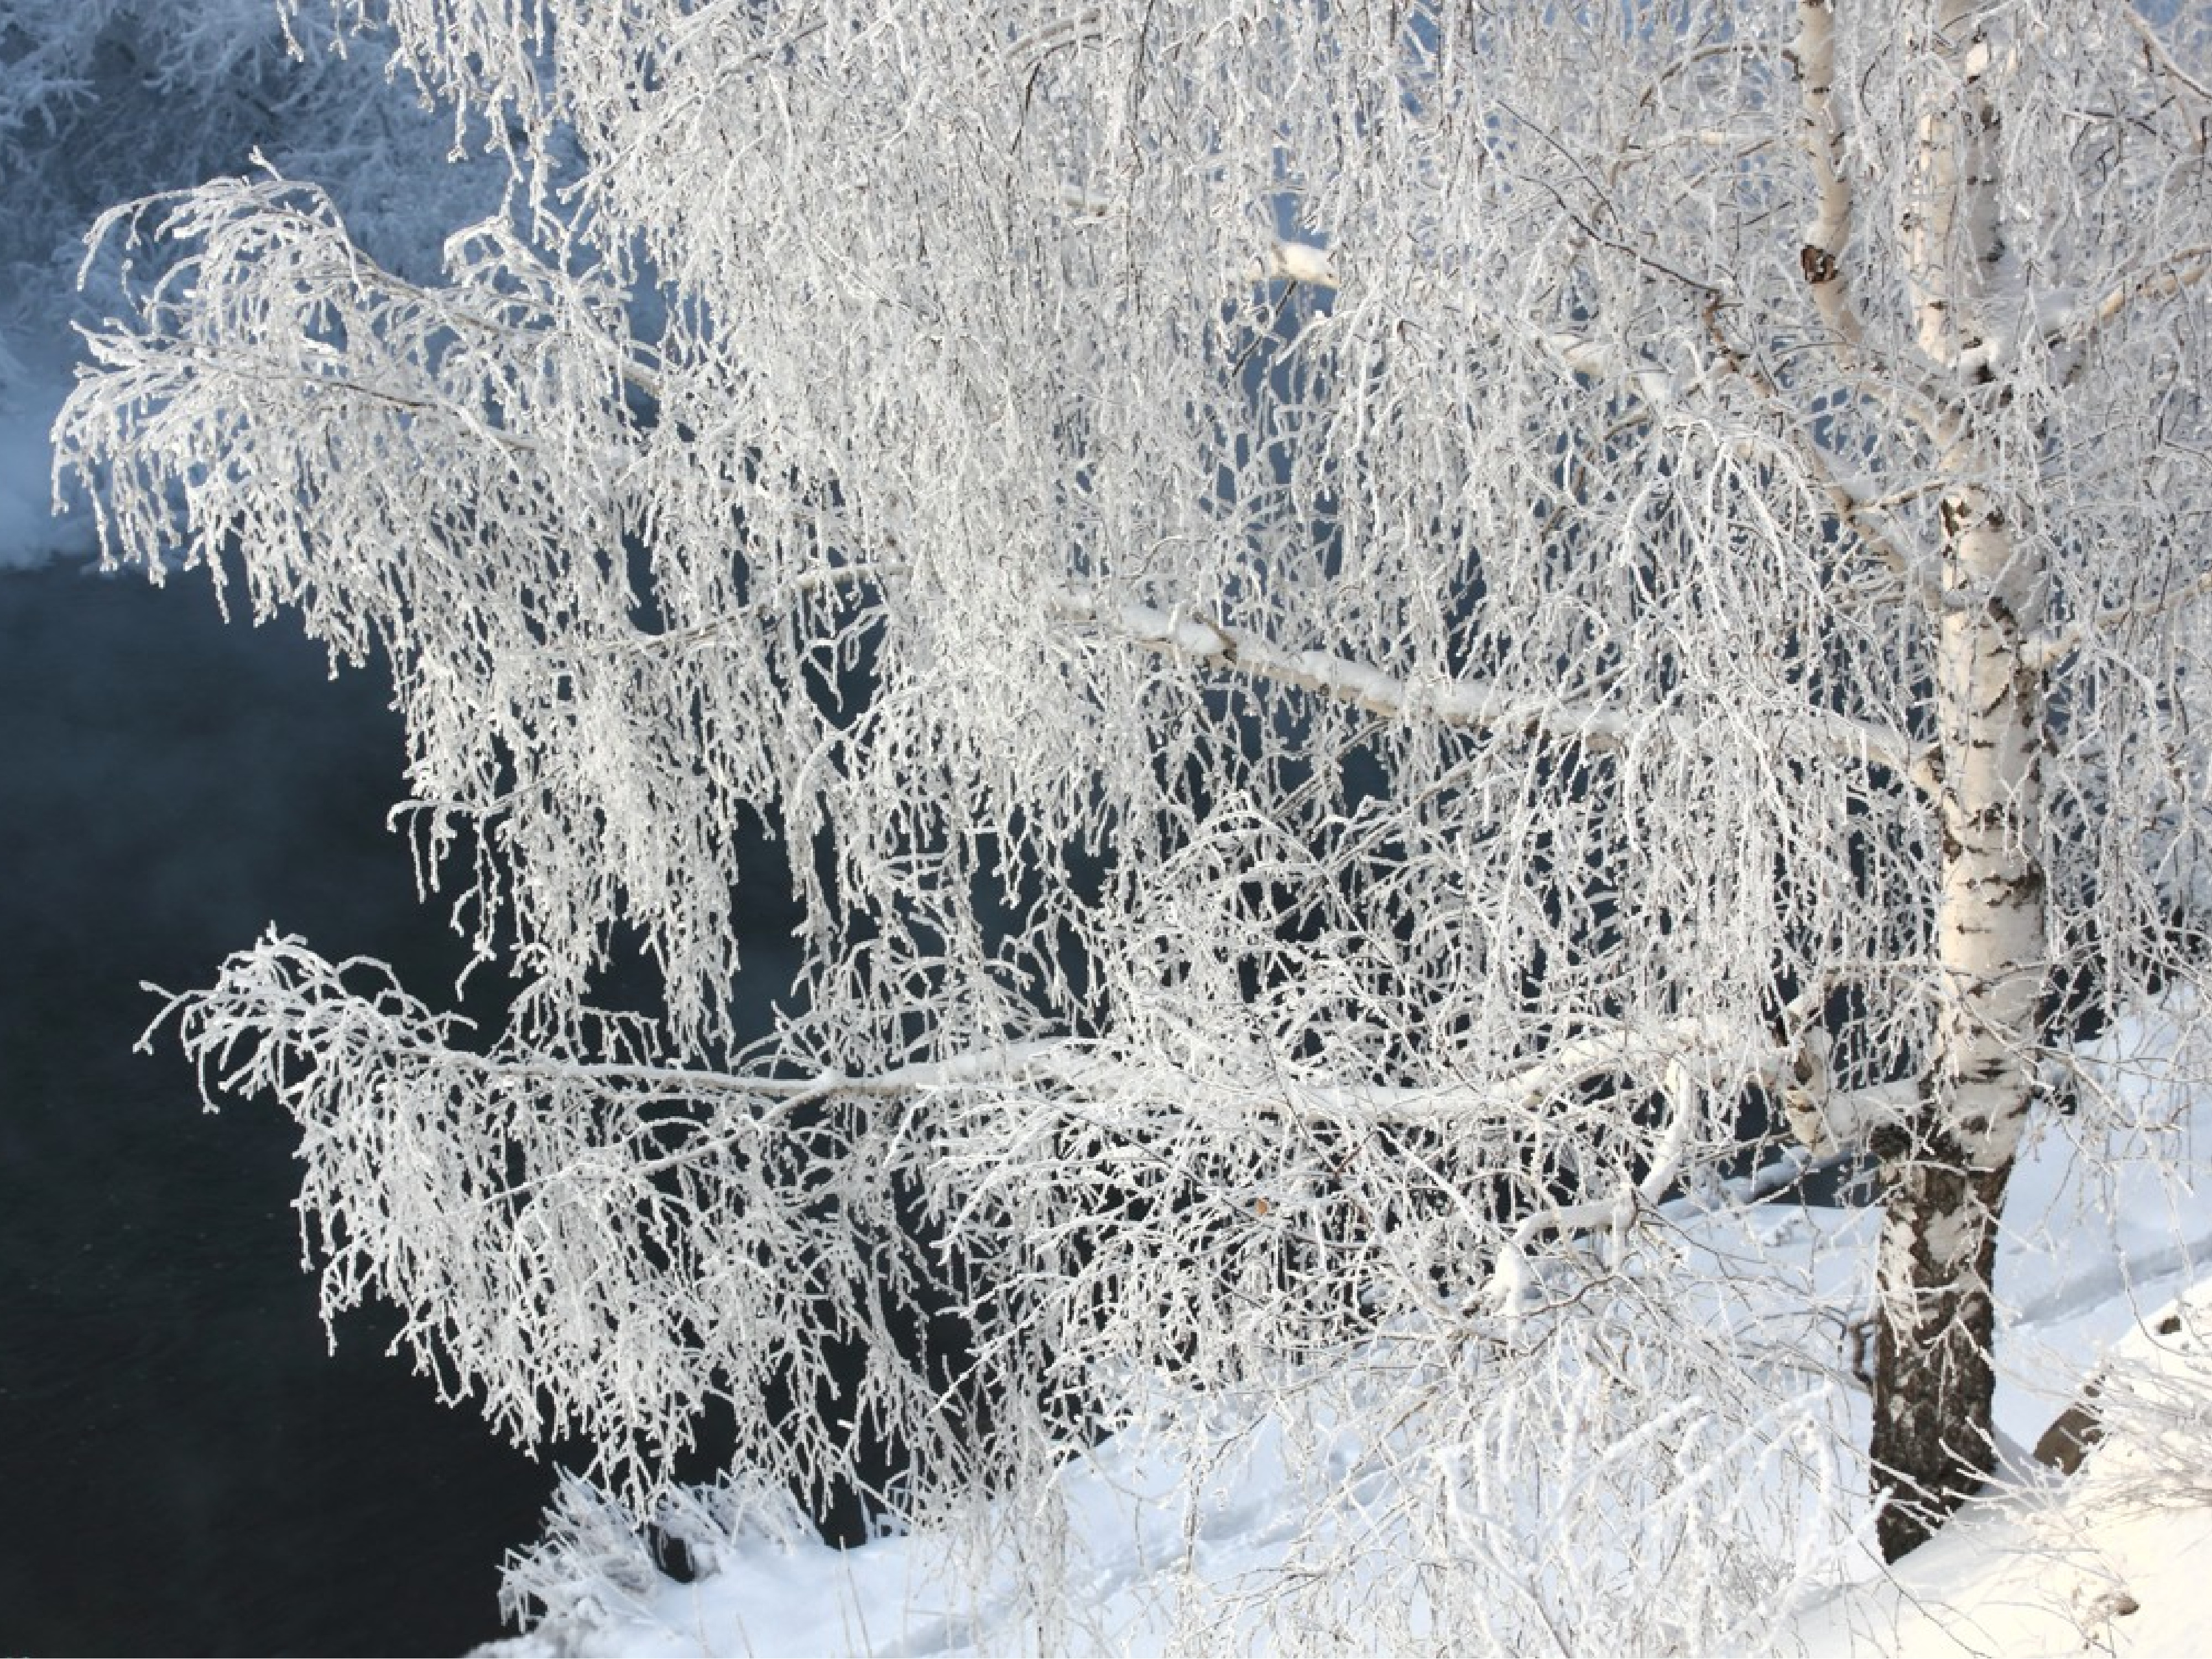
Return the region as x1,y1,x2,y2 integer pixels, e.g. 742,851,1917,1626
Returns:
1870,0,2047,1559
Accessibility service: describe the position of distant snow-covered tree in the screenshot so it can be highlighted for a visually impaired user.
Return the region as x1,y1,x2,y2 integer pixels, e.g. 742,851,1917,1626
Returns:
0,0,500,386
56,0,2212,1646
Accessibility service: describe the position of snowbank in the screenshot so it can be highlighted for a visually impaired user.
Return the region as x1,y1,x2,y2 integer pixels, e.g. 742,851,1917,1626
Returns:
1792,1277,2212,1658
473,1011,2212,1658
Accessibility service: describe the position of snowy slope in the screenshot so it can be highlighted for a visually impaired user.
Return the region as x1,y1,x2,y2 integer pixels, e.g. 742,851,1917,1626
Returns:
1792,1275,2212,1659
477,1013,2212,1658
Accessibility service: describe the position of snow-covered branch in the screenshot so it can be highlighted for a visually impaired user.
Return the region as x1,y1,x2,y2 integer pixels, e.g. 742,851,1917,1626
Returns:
2025,566,2212,673
2040,244,2212,368
1531,316,1943,607
1051,586,1924,782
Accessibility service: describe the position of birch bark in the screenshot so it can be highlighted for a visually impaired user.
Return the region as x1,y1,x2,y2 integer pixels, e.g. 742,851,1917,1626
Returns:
1869,0,2047,1559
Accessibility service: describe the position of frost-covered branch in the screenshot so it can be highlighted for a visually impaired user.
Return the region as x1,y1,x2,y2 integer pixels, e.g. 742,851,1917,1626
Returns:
2040,244,2212,367
2025,565,2212,673
1532,311,1942,605
1051,586,1923,782
154,933,970,1510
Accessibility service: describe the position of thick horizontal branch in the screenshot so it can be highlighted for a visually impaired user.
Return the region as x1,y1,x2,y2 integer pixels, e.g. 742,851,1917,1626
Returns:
2024,566,2212,672
1051,586,1923,784
2042,244,2212,371
478,1019,1766,1130
175,938,1790,1135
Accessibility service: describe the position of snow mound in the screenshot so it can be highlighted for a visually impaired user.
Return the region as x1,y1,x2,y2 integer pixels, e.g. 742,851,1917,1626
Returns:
1793,1280,2212,1658
477,1018,2212,1659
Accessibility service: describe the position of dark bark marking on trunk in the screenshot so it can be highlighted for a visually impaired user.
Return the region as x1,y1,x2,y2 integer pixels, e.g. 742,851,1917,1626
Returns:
1869,1144,2013,1559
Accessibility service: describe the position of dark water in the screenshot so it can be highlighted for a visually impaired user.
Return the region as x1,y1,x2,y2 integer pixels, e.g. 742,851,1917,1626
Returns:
0,554,1870,1657
0,562,565,1657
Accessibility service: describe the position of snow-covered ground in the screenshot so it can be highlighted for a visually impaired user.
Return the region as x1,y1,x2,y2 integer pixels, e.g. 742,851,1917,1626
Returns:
478,1011,2212,1658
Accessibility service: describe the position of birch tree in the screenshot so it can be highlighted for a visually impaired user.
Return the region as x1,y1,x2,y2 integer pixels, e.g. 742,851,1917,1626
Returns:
56,0,2212,1642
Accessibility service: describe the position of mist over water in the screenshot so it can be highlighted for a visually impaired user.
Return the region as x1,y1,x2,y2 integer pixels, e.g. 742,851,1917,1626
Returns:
0,562,559,1656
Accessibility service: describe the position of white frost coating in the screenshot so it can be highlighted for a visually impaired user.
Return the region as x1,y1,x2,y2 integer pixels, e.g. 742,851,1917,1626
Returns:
1918,1208,1975,1271
49,0,2212,1650
1054,587,1919,776
1233,238,1338,290
1267,238,1335,287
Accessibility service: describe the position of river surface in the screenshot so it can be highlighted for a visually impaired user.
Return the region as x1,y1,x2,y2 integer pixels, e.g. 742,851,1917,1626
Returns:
0,561,601,1656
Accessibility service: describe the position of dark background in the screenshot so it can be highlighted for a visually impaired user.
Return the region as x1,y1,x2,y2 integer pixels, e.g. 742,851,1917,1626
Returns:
0,561,564,1656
